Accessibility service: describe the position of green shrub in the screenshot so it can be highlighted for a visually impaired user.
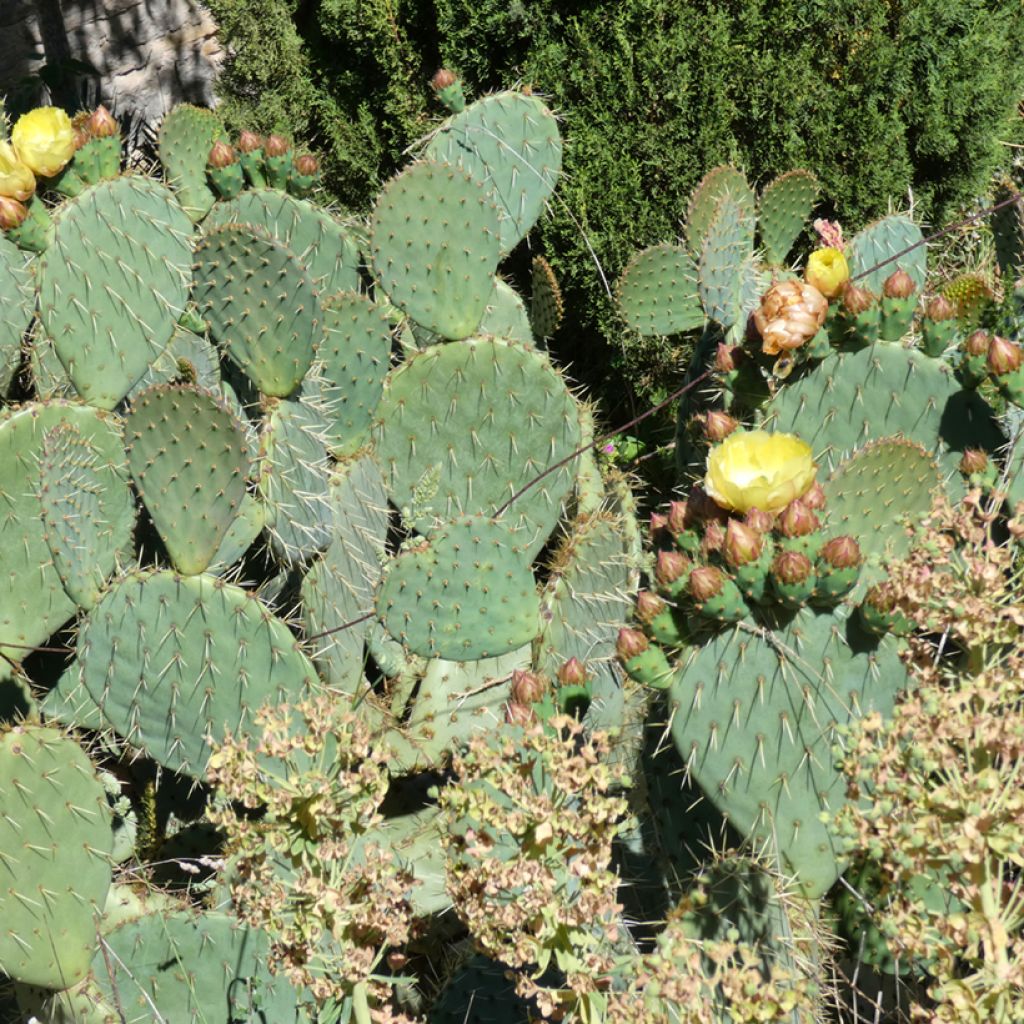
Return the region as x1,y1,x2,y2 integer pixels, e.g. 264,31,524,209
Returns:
208,0,1024,411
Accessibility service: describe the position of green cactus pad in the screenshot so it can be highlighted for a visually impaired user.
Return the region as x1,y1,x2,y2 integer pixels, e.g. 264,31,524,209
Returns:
536,510,639,699
376,516,540,661
698,195,758,331
301,455,389,693
315,291,392,456
822,438,942,580
125,384,249,575
423,90,562,256
0,725,112,989
127,324,222,398
38,176,194,409
205,188,360,295
384,644,529,772
77,569,319,777
157,104,227,222
758,169,819,266
668,605,908,898
847,214,926,294
53,911,303,1023
370,160,503,340
479,277,534,346
763,343,1004,480
686,165,756,259
616,244,705,337
194,223,322,397
36,421,136,611
0,402,128,672
257,396,334,563
529,254,563,342
0,237,33,397
375,337,581,555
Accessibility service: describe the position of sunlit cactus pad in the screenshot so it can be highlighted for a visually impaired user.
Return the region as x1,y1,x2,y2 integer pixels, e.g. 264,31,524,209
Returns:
77,569,319,776
376,515,539,661
423,90,562,255
370,160,502,339
38,176,193,409
374,336,581,553
0,725,112,989
616,243,704,337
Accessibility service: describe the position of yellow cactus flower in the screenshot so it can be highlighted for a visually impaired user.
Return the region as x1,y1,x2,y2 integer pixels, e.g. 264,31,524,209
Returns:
11,107,76,178
704,430,817,515
0,140,36,201
804,247,850,299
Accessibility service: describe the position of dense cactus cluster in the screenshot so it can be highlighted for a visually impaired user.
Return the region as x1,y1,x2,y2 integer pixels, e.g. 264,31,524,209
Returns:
1,74,1022,1023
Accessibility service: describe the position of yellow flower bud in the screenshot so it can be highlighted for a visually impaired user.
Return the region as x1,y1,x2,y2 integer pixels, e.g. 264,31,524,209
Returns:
804,247,850,299
11,107,77,177
0,140,36,201
704,430,817,515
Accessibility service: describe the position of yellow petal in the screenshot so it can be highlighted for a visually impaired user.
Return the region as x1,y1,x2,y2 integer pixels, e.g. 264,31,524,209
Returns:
805,247,850,299
11,107,76,178
0,140,36,201
705,430,816,514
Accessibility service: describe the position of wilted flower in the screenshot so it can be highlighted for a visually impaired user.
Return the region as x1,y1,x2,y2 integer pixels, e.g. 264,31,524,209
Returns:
11,107,76,177
753,279,829,356
804,247,849,299
704,430,817,515
0,140,36,201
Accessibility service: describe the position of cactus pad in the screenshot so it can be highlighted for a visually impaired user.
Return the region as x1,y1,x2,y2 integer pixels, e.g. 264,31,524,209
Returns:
370,160,503,340
758,169,819,266
77,569,319,776
205,188,360,295
686,166,756,259
36,421,136,610
157,104,227,222
376,515,540,661
667,605,908,898
616,244,705,336
375,337,581,554
0,237,33,396
698,195,757,331
424,90,562,256
0,725,112,989
847,214,926,294
39,177,194,409
125,384,249,575
194,223,321,397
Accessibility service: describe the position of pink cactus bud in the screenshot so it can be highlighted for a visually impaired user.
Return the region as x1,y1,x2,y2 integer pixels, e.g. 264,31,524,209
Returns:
293,153,319,176
819,535,862,569
635,590,667,622
723,520,764,568
987,335,1022,376
557,658,589,688
701,520,726,556
777,499,820,538
744,507,776,534
964,330,991,357
264,134,290,157
714,343,739,373
511,669,546,705
959,449,989,475
237,130,263,153
208,141,237,168
431,68,459,92
616,627,649,660
87,105,118,139
0,195,28,230
649,511,669,541
841,282,876,314
925,294,956,322
801,480,826,511
666,500,690,535
883,269,915,299
703,410,739,443
655,549,689,586
689,565,725,603
772,550,813,585
505,701,536,726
